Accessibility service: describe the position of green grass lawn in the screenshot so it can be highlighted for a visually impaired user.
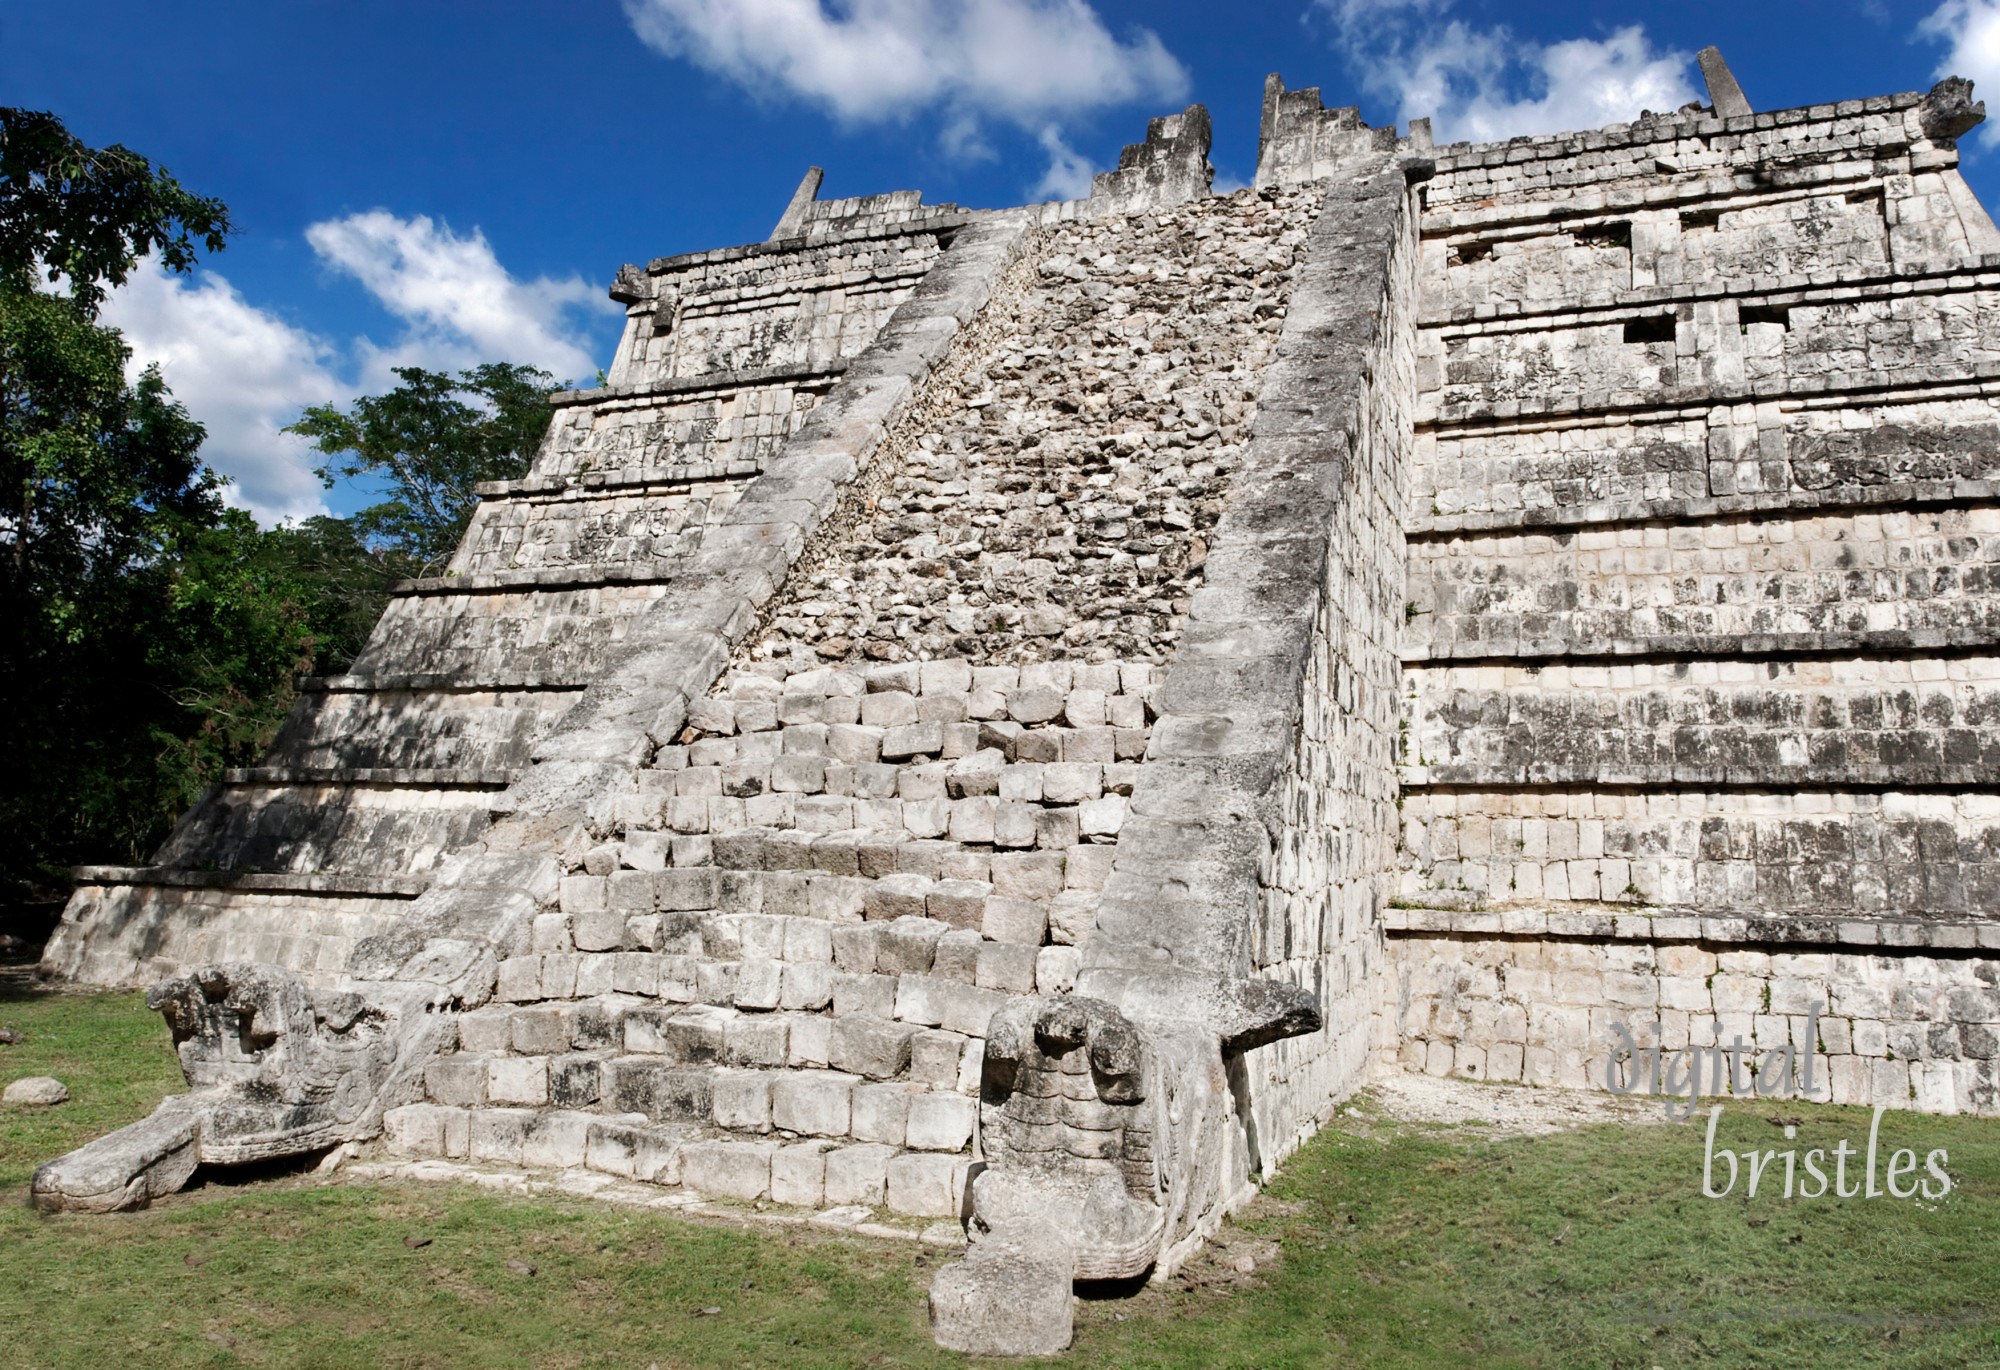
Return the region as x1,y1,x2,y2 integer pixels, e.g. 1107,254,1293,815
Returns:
3,976,1999,1369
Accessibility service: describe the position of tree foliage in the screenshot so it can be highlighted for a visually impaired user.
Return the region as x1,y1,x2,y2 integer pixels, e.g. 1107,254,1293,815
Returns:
0,107,232,313
0,109,331,905
0,108,560,910
287,363,559,573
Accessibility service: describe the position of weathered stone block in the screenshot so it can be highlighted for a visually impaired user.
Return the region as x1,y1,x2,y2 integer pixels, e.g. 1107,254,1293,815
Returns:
977,942,1040,994
711,1069,775,1132
823,1142,896,1206
932,929,983,983
467,1108,529,1166
487,1056,549,1106
865,874,933,921
940,985,1008,1039
682,1140,776,1200
990,852,1064,900
723,1015,789,1067
829,1016,922,1079
887,1152,965,1216
522,1111,590,1169
772,1070,858,1137
771,1141,830,1207
878,915,946,972
883,723,945,760
905,1093,977,1152
832,970,898,1019
923,879,989,930
425,1056,487,1107
909,1030,966,1088
549,1054,604,1109
860,691,919,728
982,895,1048,945
851,1081,916,1145
570,907,625,954
607,1059,714,1121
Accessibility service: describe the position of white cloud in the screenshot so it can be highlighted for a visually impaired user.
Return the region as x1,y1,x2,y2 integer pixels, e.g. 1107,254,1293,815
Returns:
622,0,1188,159
306,211,607,388
1030,126,1096,201
1922,0,2000,145
102,264,342,524
1321,3,1699,145
99,212,612,525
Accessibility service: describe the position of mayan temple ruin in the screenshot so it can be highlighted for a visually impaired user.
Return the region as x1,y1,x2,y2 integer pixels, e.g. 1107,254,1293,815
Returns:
29,47,2000,1353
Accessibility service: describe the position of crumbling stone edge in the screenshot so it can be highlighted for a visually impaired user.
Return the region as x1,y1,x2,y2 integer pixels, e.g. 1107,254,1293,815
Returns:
928,149,1428,1354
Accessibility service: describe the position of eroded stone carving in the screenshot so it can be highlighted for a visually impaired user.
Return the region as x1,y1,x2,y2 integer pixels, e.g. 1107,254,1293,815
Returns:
1920,76,1986,142
932,993,1292,1354
32,964,444,1211
972,997,1166,1279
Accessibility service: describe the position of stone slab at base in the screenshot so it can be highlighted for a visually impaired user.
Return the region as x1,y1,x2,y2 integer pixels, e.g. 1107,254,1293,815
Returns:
31,1099,200,1213
930,1218,1077,1357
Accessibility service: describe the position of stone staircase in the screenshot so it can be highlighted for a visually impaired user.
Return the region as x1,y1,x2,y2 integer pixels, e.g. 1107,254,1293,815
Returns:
378,652,1156,1212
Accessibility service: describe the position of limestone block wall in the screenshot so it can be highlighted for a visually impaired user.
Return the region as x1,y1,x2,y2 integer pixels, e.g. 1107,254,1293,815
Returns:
362,120,1410,1251
1381,931,2000,1114
1398,789,2000,913
535,383,819,483
448,481,741,578
260,684,579,775
1408,506,2000,660
1386,83,2000,1115
150,779,499,877
381,652,1158,1210
777,186,967,248
348,583,672,686
49,884,409,989
379,174,1338,1193
1404,658,2000,789
610,229,956,387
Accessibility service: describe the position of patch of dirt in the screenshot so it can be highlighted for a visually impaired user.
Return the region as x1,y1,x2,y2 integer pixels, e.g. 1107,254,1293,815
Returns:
1358,1068,1673,1138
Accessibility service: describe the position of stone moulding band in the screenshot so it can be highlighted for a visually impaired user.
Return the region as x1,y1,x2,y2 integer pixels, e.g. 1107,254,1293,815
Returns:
67,866,430,898
390,564,692,596
217,768,513,789
548,358,849,409
1383,905,2000,952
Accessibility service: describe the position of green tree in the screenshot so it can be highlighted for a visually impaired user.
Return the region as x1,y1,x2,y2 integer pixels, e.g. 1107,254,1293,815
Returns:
0,109,333,908
0,108,231,312
287,363,561,573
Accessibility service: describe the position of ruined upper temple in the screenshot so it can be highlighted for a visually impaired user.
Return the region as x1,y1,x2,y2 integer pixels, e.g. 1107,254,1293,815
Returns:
33,51,2000,1354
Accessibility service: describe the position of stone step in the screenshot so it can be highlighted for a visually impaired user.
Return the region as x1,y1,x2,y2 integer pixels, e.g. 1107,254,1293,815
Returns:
379,1102,970,1216
449,998,985,1093
497,904,1077,1014
470,453,764,499
1399,787,2000,914
424,1044,977,1150
558,836,1106,942
148,780,495,882
537,357,849,418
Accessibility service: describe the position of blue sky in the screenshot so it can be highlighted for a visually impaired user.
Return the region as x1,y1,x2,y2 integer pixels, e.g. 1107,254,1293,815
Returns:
7,0,1999,522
